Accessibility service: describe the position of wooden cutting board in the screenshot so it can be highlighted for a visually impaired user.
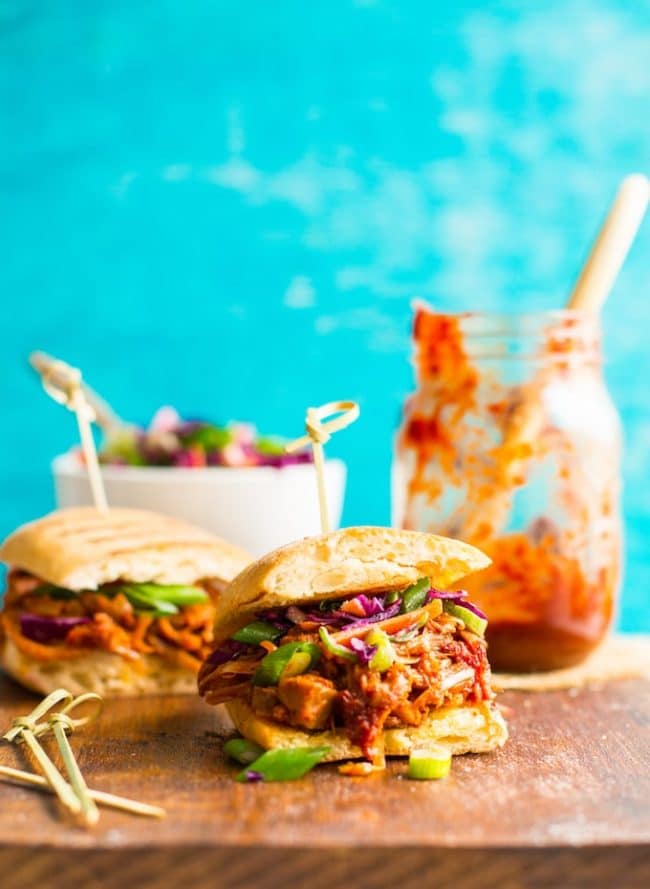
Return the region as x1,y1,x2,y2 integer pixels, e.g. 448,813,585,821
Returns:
0,672,648,889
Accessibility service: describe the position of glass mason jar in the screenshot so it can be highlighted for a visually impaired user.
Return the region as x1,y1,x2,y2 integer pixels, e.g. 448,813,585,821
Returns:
392,306,623,672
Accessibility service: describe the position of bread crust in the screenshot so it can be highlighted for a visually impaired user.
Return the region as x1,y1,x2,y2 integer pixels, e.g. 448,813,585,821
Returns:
213,526,491,641
0,635,199,697
0,507,251,589
226,698,508,761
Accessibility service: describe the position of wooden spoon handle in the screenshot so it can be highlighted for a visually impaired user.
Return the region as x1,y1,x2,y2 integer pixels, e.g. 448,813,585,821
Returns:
568,174,649,312
453,175,648,543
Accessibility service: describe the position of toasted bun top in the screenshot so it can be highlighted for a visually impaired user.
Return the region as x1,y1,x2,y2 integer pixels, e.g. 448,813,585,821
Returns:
0,507,251,590
212,526,490,641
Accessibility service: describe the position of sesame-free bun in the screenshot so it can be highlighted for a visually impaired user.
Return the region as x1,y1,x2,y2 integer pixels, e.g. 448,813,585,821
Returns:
212,526,491,641
226,698,508,761
0,635,198,697
0,507,251,590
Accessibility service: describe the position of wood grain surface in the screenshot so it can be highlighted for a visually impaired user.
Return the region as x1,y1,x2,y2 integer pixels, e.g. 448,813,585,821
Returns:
0,672,649,888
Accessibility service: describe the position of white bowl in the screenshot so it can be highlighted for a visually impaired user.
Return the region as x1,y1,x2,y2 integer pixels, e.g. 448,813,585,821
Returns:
52,452,347,558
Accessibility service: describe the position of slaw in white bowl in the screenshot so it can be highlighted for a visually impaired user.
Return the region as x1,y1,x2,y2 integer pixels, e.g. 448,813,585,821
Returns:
52,452,347,558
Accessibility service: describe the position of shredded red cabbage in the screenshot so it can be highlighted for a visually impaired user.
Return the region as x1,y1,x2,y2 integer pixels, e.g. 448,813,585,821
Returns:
256,609,285,621
250,589,486,647
330,600,402,629
348,594,384,617
101,416,314,469
173,449,205,468
255,609,293,632
348,637,378,666
286,606,307,624
259,452,313,468
273,595,402,631
20,613,90,644
207,639,253,666
426,588,469,602
454,599,488,620
426,588,487,620
202,445,312,469
176,421,205,437
299,610,345,626
243,770,264,783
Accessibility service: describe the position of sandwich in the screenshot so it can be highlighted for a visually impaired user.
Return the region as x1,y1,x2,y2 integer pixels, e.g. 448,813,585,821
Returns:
0,507,250,696
198,526,507,769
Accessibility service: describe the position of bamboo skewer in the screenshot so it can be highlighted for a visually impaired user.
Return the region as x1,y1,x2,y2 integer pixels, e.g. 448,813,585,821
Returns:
2,689,166,824
12,725,84,819
456,174,649,542
49,713,100,825
3,689,88,822
307,406,330,533
30,353,109,512
0,766,166,819
286,400,360,533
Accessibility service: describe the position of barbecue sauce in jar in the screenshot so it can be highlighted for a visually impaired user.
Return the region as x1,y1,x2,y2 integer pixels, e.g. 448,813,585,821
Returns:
392,306,622,672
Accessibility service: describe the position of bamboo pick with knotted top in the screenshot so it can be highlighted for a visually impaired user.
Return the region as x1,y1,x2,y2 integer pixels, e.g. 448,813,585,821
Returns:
29,353,109,512
29,351,129,438
2,688,166,823
456,174,649,542
2,689,102,825
286,400,360,533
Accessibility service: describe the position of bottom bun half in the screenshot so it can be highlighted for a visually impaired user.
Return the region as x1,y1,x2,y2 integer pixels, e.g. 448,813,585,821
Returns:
0,636,198,697
226,698,508,762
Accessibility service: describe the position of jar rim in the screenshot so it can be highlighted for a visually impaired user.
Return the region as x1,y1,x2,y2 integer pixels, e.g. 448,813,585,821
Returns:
413,301,601,326
412,302,602,363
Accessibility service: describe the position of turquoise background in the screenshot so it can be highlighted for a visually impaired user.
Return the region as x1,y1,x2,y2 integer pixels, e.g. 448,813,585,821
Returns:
1,1,648,629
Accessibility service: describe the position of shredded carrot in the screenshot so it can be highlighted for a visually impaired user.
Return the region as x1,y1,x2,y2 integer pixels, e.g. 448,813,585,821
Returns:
3,573,217,669
130,614,156,653
1,613,85,662
156,617,203,652
149,638,202,672
338,599,366,617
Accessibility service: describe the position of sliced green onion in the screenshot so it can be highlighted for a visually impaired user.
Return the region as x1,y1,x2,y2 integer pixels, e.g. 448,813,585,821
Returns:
255,436,286,456
34,581,210,617
252,642,321,686
364,628,395,672
114,583,208,617
32,584,77,600
442,601,487,636
232,621,284,645
180,425,232,451
223,737,265,765
407,747,452,780
280,650,313,679
236,746,330,782
318,598,342,613
318,627,357,662
100,429,146,466
124,584,208,606
118,587,178,616
399,578,430,614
